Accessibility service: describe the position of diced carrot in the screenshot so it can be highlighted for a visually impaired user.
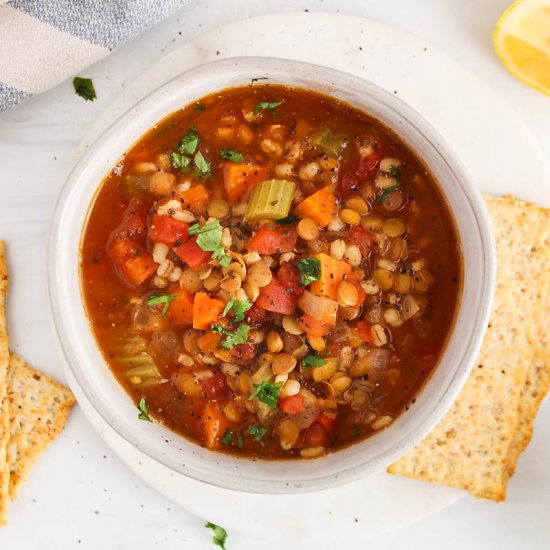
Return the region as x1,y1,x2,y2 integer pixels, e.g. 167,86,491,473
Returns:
279,395,305,415
178,184,210,211
223,163,269,204
167,289,195,327
201,402,229,450
192,292,225,329
198,331,223,353
123,254,157,286
297,314,332,337
294,186,336,228
310,253,352,299
294,119,313,140
317,413,336,432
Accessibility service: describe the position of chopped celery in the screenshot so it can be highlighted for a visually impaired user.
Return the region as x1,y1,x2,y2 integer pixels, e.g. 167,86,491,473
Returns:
244,179,296,221
310,128,348,157
112,333,161,384
125,364,161,379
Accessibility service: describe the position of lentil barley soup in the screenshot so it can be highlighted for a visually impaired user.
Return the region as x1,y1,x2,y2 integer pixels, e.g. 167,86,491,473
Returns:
81,84,462,459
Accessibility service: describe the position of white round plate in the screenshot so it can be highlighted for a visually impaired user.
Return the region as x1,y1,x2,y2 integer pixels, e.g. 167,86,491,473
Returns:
66,12,550,545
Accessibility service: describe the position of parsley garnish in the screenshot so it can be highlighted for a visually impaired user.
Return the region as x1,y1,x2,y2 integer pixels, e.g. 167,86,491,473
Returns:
389,165,401,181
188,220,231,267
137,397,151,422
205,522,228,550
276,214,298,225
249,380,283,408
73,77,96,101
297,258,321,285
145,292,178,316
219,148,244,163
223,299,252,322
193,150,212,179
193,102,206,112
253,100,283,116
220,428,233,446
301,354,326,368
219,323,250,350
376,184,399,203
177,128,199,155
169,152,191,171
251,76,269,84
248,425,268,441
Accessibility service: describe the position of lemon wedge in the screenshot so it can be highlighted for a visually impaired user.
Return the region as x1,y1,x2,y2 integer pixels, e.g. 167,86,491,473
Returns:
493,0,550,96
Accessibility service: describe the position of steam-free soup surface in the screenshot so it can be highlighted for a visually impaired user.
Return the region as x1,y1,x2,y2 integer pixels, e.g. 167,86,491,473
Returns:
81,84,461,459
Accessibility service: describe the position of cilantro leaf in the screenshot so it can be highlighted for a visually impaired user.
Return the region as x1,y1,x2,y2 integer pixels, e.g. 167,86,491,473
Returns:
137,396,151,422
205,522,228,550
220,428,233,446
249,380,283,408
247,425,268,441
219,148,244,163
253,100,283,116
193,103,206,112
194,150,211,179
219,323,250,350
301,354,326,369
297,258,321,286
389,165,401,181
223,299,252,322
145,292,178,316
376,184,399,203
170,152,191,172
188,221,231,267
177,128,199,155
211,323,225,334
73,77,96,101
276,214,298,225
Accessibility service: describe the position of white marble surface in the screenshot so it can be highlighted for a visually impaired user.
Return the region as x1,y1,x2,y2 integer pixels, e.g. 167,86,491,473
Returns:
0,1,549,549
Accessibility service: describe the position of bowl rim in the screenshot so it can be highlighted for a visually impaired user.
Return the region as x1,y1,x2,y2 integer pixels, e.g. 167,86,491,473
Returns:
48,56,496,493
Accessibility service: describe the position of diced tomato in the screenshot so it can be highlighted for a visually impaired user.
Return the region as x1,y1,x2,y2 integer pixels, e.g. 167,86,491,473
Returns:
317,413,336,433
201,373,230,401
108,237,156,287
174,236,211,269
149,214,189,246
356,321,375,344
348,226,372,257
245,304,268,328
248,224,297,255
338,172,359,199
118,198,148,239
304,421,327,447
347,272,366,309
166,288,194,327
255,277,295,315
358,150,383,179
232,342,257,363
223,163,270,204
276,262,303,296
330,342,344,356
297,314,332,337
279,395,305,415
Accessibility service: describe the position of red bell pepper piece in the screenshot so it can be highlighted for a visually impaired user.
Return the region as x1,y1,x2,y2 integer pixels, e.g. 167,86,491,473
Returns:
174,236,211,269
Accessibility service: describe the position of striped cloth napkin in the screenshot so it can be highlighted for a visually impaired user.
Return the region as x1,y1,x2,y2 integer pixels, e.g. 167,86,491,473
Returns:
0,0,189,111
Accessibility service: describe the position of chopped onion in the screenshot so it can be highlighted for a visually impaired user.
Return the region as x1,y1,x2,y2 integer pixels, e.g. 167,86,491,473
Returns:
298,290,338,325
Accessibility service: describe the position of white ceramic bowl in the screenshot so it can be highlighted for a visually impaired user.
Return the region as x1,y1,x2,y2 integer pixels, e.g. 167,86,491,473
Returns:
49,57,495,494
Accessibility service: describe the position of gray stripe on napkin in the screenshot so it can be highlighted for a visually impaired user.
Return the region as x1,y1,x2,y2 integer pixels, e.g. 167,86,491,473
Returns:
0,82,31,112
8,0,189,50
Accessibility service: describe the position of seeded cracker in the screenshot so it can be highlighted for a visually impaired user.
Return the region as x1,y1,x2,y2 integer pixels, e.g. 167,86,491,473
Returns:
0,242,10,525
6,354,76,498
388,195,550,501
